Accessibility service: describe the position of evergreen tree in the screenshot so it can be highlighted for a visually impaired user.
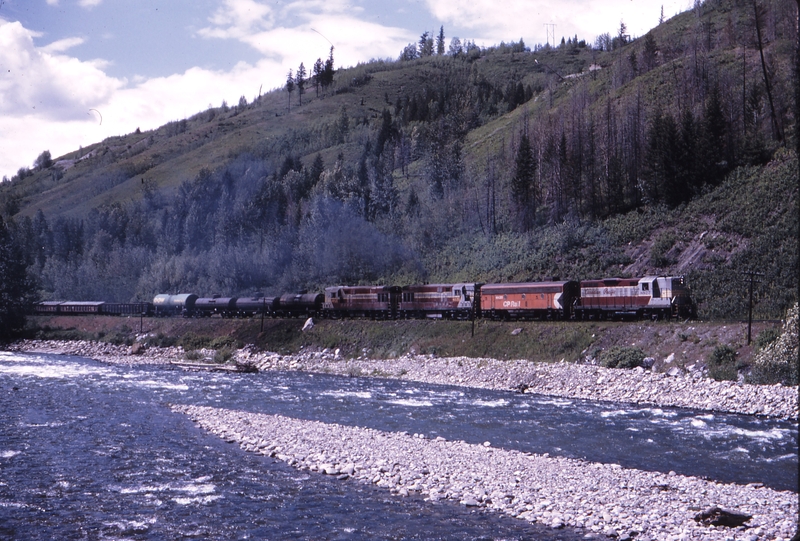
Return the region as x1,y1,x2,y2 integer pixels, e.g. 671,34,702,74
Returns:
511,133,537,230
323,47,335,88
296,62,307,105
285,69,295,112
312,58,324,96
0,216,34,344
436,26,445,55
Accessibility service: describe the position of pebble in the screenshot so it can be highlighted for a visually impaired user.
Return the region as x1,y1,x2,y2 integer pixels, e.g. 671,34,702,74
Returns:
172,405,799,541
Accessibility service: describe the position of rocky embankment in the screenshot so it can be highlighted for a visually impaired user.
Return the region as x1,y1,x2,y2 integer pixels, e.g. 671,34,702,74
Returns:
11,339,798,420
174,404,798,541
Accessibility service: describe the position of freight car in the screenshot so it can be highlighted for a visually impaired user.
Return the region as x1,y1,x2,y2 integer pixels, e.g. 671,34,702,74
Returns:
234,296,278,318
102,302,154,316
480,281,579,320
275,292,324,318
194,296,238,318
153,293,198,317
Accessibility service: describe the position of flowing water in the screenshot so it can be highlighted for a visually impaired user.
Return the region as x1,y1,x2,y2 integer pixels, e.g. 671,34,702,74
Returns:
1,351,796,540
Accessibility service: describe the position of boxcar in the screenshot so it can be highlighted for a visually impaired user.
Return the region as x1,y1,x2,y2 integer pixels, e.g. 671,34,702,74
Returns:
573,276,695,320
398,283,479,319
323,286,401,319
480,281,579,320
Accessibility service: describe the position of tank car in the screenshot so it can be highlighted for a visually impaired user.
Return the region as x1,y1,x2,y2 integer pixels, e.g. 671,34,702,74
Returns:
480,281,579,320
398,283,479,319
234,296,278,318
573,276,695,320
152,293,199,317
276,292,324,318
194,296,238,318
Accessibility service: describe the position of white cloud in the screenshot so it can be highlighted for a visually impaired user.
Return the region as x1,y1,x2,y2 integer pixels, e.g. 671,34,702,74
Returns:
78,0,104,7
426,0,694,46
0,21,122,121
201,0,412,71
0,19,287,177
41,36,85,54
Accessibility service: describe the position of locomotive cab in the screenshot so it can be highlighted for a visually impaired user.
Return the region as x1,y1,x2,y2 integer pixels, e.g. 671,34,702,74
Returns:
639,276,695,319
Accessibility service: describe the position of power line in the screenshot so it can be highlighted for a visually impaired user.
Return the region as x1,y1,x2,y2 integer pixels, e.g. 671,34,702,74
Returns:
544,23,556,47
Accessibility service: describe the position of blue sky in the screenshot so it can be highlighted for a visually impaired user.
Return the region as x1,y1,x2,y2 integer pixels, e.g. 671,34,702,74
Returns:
0,0,692,179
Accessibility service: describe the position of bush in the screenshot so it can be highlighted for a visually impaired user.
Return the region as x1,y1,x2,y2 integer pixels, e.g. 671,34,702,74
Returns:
598,346,646,369
143,332,177,348
210,336,241,350
178,332,212,351
754,328,780,351
748,303,798,386
706,345,740,381
100,330,133,346
213,347,234,364
184,350,203,361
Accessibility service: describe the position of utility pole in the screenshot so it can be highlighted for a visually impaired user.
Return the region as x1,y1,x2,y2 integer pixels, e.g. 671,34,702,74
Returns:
741,271,764,345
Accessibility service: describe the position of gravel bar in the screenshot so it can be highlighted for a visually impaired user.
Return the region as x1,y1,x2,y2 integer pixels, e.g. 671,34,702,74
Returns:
174,404,798,541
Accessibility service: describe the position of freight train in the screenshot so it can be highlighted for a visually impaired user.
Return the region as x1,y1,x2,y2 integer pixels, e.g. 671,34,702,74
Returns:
34,275,696,321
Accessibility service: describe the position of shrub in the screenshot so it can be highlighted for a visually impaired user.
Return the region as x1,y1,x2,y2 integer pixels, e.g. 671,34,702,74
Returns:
143,333,176,348
210,336,241,350
598,346,646,369
706,345,739,381
178,333,212,351
184,350,203,361
213,347,234,364
748,303,798,386
754,328,780,351
100,330,133,346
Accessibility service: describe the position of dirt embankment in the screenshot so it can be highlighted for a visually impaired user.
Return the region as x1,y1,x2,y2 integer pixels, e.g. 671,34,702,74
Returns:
26,314,780,373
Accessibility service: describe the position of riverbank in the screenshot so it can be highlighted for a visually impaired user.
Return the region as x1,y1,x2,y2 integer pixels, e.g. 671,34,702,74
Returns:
175,405,798,541
11,339,798,420
9,339,799,539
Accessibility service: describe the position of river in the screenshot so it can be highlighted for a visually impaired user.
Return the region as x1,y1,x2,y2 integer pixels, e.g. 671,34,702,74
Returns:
1,351,796,540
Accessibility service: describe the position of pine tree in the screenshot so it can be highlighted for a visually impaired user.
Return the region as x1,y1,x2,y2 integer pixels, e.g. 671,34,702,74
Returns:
0,216,34,344
436,26,445,55
511,133,537,230
296,62,307,105
285,69,295,112
312,58,324,96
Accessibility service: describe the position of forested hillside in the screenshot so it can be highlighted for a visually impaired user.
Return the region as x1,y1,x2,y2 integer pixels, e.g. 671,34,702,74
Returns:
0,0,796,320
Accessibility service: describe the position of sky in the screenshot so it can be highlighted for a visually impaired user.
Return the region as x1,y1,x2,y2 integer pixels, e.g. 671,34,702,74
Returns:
0,0,694,179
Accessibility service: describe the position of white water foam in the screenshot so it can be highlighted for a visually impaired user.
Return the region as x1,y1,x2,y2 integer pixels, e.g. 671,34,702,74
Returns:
320,390,373,399
387,398,434,407
469,399,509,408
0,450,20,458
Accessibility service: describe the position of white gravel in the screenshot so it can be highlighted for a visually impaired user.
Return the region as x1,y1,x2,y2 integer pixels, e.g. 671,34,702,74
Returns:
174,404,799,541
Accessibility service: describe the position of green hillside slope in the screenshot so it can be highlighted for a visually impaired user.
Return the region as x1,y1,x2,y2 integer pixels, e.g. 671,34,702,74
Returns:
0,0,796,320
